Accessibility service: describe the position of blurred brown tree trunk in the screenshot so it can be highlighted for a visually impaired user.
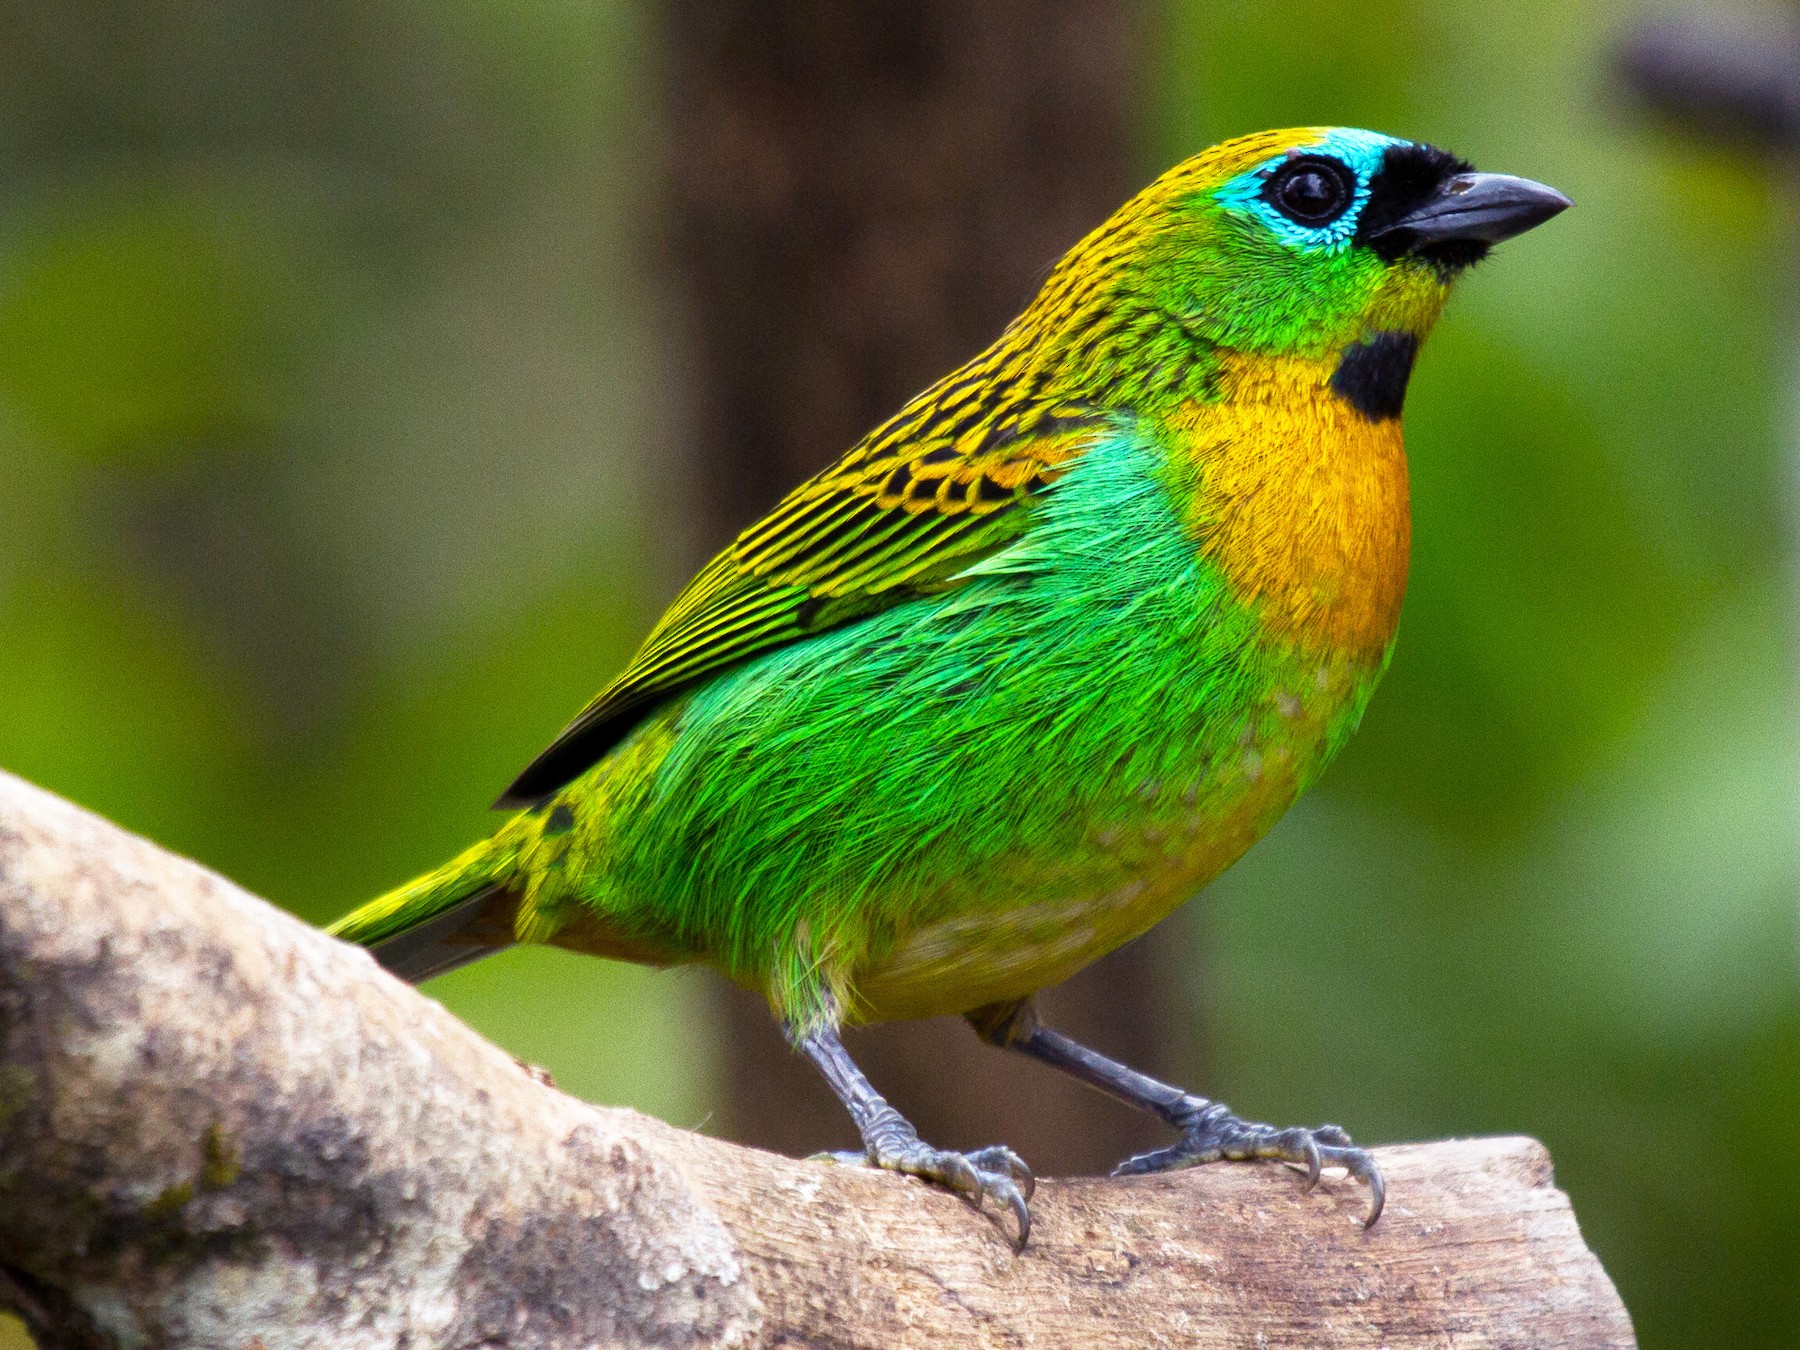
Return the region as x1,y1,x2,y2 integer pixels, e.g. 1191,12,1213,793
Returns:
662,0,1181,1175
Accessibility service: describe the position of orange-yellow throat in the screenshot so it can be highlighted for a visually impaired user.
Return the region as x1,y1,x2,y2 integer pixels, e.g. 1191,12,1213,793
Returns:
1179,350,1412,668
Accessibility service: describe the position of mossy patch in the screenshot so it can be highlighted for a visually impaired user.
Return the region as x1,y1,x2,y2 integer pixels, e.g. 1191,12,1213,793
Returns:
0,1066,35,1131
143,1181,194,1218
202,1124,239,1189
136,1124,238,1221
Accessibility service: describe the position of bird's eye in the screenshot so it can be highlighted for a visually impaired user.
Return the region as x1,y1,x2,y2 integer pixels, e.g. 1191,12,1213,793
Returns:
1263,156,1355,227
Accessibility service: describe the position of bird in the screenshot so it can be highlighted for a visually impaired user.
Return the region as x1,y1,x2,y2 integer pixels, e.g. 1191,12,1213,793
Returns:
329,126,1568,1249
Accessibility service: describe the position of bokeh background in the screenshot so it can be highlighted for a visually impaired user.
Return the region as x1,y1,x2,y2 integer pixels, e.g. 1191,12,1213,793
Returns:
1,1,1796,1346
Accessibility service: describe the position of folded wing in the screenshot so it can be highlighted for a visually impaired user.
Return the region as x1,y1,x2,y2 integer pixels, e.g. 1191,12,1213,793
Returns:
497,395,1103,807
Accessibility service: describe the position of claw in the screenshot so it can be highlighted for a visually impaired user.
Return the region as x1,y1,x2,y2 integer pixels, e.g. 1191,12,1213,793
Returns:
1296,1129,1323,1189
1353,1152,1386,1227
993,1175,1032,1251
844,1133,1037,1250
1115,1101,1385,1225
965,1144,1037,1203
1311,1128,1384,1226
962,1147,1036,1249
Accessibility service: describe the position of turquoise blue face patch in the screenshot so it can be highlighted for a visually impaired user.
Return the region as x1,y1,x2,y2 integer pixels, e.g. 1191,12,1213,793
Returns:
1213,128,1408,253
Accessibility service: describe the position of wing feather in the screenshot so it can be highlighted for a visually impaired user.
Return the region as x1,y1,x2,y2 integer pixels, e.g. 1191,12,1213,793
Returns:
495,400,1106,806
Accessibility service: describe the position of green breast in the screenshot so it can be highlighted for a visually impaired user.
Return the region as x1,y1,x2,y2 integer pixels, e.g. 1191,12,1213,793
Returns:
567,421,1389,1026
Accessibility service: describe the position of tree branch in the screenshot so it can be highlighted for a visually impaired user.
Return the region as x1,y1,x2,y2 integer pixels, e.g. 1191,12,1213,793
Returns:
0,771,1635,1348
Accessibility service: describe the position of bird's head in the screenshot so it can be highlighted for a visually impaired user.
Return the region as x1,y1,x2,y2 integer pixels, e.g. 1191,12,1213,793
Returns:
1035,127,1569,412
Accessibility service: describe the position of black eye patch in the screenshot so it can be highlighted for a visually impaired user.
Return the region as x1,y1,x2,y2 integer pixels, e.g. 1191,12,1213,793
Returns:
1353,141,1478,265
1262,155,1356,228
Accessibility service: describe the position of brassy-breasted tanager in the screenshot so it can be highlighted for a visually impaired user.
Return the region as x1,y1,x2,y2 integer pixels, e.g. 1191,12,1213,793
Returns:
331,127,1568,1247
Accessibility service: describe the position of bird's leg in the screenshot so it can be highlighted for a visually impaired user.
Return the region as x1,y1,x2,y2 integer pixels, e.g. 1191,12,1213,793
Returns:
792,1020,1036,1248
966,998,1384,1225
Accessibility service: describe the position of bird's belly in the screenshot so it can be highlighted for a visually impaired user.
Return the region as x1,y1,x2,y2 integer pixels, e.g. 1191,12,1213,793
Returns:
852,865,1202,1024
850,729,1307,1022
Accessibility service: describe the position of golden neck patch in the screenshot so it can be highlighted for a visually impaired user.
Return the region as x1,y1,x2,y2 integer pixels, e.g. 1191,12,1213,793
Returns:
1172,352,1411,662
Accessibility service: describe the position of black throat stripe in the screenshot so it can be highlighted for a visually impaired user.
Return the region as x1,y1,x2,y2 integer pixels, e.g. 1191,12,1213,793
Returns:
1330,331,1419,422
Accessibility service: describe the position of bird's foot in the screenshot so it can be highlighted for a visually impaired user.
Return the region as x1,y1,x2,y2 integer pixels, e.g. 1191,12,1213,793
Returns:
1114,1099,1385,1226
818,1116,1035,1249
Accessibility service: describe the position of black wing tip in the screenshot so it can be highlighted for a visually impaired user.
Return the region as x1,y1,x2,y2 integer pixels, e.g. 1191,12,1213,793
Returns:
493,719,629,812
496,684,695,811
493,760,559,811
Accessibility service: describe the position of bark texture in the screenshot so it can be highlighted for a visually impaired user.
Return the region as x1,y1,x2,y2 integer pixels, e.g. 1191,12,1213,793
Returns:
661,0,1181,1177
0,771,1637,1349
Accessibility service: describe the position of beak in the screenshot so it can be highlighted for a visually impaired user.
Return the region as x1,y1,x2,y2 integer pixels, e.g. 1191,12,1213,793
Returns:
1371,172,1571,251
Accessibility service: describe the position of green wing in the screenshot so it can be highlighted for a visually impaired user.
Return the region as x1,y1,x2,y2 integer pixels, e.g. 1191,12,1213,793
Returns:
497,394,1102,806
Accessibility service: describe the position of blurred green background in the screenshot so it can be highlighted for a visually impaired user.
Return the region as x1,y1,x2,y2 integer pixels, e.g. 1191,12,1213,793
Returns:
0,1,1795,1346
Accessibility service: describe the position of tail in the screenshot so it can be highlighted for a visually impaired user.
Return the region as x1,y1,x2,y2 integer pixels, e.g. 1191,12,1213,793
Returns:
327,840,520,984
